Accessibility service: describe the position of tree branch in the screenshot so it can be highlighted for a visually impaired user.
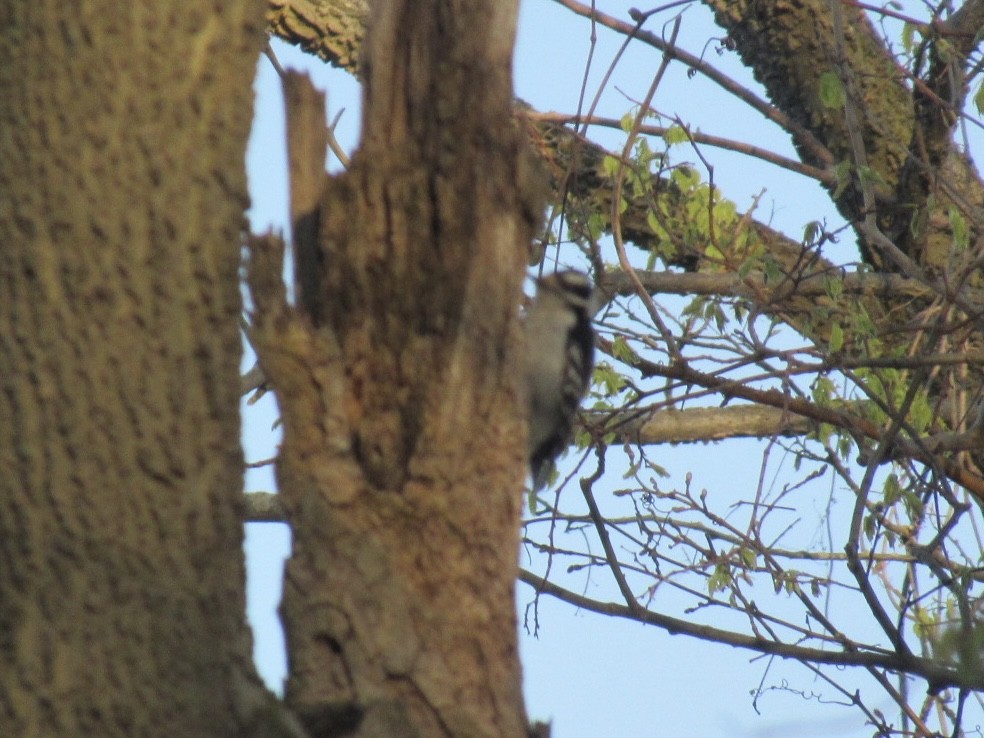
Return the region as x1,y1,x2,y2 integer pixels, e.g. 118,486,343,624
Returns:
518,569,979,691
601,350,984,499
267,0,367,70
550,0,834,166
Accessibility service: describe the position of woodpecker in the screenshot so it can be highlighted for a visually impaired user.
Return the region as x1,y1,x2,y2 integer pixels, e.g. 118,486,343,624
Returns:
524,270,595,489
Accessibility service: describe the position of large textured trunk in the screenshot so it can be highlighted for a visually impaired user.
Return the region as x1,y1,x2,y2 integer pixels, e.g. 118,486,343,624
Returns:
0,3,266,735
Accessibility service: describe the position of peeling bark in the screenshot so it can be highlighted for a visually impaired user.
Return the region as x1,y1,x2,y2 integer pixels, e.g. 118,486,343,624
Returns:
250,2,546,736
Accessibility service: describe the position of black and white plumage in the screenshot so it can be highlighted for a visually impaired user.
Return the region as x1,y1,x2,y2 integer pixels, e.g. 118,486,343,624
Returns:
524,270,595,490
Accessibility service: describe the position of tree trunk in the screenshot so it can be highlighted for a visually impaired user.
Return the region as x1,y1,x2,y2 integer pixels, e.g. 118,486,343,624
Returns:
0,3,268,735
249,1,546,737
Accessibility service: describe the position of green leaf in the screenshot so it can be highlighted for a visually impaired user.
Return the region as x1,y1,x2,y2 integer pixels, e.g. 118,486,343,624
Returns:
708,562,731,594
739,546,757,569
704,243,724,262
611,335,637,364
949,207,969,251
832,160,852,200
812,376,835,404
586,212,607,241
902,487,924,520
664,124,688,145
602,154,620,178
706,301,726,332
837,434,851,460
850,302,876,338
909,390,933,434
857,165,887,190
912,605,938,641
803,220,821,247
682,295,706,318
784,571,798,594
863,513,876,541
671,166,700,190
819,71,846,109
975,81,984,116
829,322,844,353
593,362,626,396
822,274,843,300
762,256,781,283
883,473,902,505
901,22,916,54
646,208,663,237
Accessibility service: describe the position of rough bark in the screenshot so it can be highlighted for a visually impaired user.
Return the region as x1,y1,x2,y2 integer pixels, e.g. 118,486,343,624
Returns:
0,3,269,736
703,0,984,271
267,0,367,70
249,1,546,737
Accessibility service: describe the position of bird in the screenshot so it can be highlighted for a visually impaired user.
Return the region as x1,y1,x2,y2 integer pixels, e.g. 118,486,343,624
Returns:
524,270,595,490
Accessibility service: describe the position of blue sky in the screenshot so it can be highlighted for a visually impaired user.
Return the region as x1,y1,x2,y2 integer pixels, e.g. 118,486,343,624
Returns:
243,2,984,736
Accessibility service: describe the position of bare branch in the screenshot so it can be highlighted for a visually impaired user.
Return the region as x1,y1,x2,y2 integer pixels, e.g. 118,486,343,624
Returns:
517,569,981,692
